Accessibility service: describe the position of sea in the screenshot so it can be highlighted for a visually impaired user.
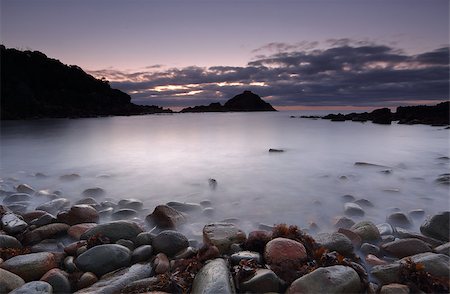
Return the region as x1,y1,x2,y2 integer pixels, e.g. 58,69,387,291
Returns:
0,111,449,236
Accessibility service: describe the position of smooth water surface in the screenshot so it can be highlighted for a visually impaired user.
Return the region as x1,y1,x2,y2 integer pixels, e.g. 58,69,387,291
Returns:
1,112,449,234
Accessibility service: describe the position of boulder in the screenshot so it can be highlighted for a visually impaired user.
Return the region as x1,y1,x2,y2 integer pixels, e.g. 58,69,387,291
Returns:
286,265,361,293
80,220,143,243
152,230,189,257
57,205,99,225
203,223,246,254
420,211,449,241
145,205,186,229
0,252,58,281
191,258,235,294
0,268,25,293
75,244,131,277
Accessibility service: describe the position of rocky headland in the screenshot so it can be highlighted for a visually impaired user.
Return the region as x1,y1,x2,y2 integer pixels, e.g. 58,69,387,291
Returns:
0,174,449,293
0,46,172,120
180,91,277,113
319,101,449,126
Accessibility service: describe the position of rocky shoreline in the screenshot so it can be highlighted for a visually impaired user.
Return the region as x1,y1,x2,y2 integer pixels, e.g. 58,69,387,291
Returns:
0,179,449,293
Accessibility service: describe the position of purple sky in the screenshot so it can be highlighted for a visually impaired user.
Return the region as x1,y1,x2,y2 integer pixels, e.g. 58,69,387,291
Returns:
1,0,449,109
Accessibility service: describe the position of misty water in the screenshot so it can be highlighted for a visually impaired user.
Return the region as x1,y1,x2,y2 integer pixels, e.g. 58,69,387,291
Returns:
0,112,449,238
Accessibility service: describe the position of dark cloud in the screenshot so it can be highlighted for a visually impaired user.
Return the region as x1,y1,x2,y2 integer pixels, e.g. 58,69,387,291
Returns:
90,42,449,108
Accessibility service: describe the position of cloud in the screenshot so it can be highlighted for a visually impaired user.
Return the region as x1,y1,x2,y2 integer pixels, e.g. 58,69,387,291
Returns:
88,41,449,108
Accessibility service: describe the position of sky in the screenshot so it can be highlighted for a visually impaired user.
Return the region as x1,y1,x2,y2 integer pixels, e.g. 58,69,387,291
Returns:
1,0,449,110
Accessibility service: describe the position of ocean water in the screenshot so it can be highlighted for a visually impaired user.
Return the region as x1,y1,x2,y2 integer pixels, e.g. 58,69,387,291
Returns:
0,112,449,236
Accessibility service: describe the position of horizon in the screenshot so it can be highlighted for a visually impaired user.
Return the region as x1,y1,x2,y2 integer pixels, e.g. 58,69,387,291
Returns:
1,0,449,109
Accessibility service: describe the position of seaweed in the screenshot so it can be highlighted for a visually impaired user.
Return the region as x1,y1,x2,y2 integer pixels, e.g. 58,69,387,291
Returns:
399,258,450,293
0,247,31,259
86,233,110,249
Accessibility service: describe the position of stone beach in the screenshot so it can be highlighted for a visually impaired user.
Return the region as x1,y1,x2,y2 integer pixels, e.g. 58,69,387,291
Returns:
0,175,449,293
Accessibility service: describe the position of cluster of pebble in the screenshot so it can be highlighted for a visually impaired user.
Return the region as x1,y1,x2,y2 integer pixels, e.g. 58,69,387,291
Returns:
0,180,449,294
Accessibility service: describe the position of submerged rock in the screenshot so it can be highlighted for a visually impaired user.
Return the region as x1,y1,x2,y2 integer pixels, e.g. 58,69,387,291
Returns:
344,202,365,217
15,184,35,195
386,212,412,229
191,258,235,294
286,265,361,293
420,211,449,241
81,187,105,198
3,193,32,205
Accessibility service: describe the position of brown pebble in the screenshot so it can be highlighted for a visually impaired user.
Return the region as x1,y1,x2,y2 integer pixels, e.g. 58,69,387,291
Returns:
154,253,170,274
365,254,387,266
338,228,362,248
77,272,98,289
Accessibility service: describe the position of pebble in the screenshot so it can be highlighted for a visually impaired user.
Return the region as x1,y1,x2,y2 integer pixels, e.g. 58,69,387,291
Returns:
203,223,246,254
67,223,97,239
81,187,105,198
153,252,170,274
386,212,412,229
240,269,281,293
135,232,155,247
36,198,71,215
337,228,362,248
420,211,449,241
116,239,135,251
75,244,131,277
0,268,25,293
40,268,71,293
75,197,99,206
360,243,380,256
333,216,355,229
77,272,98,290
380,283,410,294
264,237,307,268
111,208,138,220
166,201,202,212
3,193,32,205
63,256,78,273
15,184,35,195
145,205,186,229
351,221,381,243
0,252,58,281
152,230,189,257
316,232,354,256
22,223,70,245
80,220,143,243
0,234,22,249
1,213,28,234
286,265,361,293
21,210,48,223
131,245,153,263
29,213,57,227
433,242,450,256
230,251,263,266
191,258,235,294
118,199,144,210
365,254,387,266
376,223,395,236
354,198,374,208
9,281,53,294
31,239,63,253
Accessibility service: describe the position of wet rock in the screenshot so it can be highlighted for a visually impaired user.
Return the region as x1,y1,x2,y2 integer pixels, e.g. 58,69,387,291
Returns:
408,209,425,220
64,241,87,256
240,269,281,293
1,212,28,234
337,228,362,248
197,244,220,262
203,223,246,254
0,252,58,281
21,210,48,223
344,202,365,217
111,208,138,220
265,237,307,268
351,221,381,243
29,213,57,227
377,223,395,236
9,281,52,294
153,253,170,274
145,205,186,229
434,242,450,256
60,174,80,181
116,239,134,250
31,239,63,253
191,258,235,294
166,201,202,212
80,220,143,243
200,200,212,207
372,252,450,284
360,243,380,256
244,230,272,253
98,207,113,218
74,262,152,294
3,193,32,205
208,178,217,190
435,173,450,185
40,268,71,294
135,232,154,247
75,244,131,277
230,251,262,266
7,203,29,214
81,187,105,198
286,265,361,294
131,245,153,263
386,212,412,229
0,234,22,248
381,238,431,258
365,254,387,266
174,246,197,259
0,268,25,293
315,232,354,256
118,199,143,211
75,197,99,206
420,211,449,241
36,198,71,215
333,216,355,229
16,184,35,195
57,205,99,225
22,223,69,245
67,223,97,240
341,194,355,202
380,283,410,294
63,256,78,273
77,272,98,290
202,207,215,216
354,198,374,208
152,230,189,257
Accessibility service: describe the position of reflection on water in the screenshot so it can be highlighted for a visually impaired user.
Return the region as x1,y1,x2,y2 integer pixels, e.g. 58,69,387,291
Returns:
0,112,449,233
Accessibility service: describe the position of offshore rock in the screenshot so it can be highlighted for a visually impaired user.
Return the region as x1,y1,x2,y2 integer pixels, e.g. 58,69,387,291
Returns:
286,265,361,293
191,258,235,294
75,244,131,277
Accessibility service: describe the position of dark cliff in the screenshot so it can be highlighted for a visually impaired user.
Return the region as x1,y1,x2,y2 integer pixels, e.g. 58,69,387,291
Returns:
180,91,276,113
0,46,171,119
